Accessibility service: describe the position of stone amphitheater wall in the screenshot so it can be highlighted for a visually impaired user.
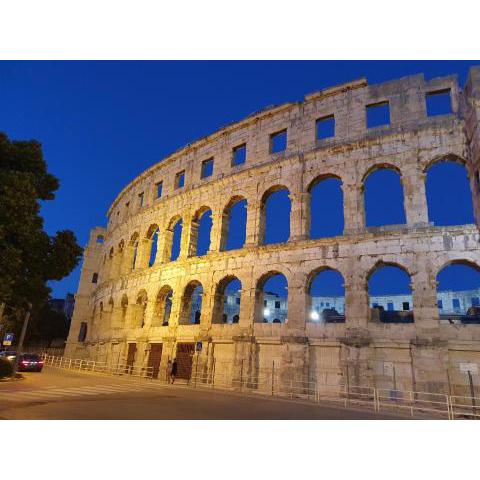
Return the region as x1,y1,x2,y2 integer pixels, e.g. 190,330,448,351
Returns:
65,67,480,395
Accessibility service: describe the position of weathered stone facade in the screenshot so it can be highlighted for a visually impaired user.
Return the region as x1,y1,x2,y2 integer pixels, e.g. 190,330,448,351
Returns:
65,67,480,396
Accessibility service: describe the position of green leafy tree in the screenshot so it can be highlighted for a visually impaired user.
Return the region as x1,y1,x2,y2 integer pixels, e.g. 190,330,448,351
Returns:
0,132,83,317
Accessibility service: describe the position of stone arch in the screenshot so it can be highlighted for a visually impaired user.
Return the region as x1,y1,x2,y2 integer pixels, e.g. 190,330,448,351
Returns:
435,259,480,324
165,215,183,262
190,205,213,257
307,266,346,323
220,195,247,251
129,232,140,270
255,270,288,323
212,275,242,324
179,280,204,325
308,174,344,238
362,164,406,227
424,154,474,226
260,185,291,245
367,261,414,323
120,294,128,326
145,223,160,267
152,285,174,327
135,289,148,328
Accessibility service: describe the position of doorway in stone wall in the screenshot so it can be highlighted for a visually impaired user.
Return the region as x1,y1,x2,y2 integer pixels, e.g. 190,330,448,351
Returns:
125,343,137,374
148,343,163,379
175,343,195,380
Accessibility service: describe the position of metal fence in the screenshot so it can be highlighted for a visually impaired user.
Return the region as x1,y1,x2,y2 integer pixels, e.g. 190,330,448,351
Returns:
43,354,154,380
43,354,480,419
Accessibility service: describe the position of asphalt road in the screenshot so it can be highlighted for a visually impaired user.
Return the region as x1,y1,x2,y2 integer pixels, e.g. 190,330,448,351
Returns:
0,367,402,420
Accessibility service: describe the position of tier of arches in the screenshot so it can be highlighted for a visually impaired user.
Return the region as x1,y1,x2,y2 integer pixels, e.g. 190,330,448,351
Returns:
100,155,476,283
90,259,480,331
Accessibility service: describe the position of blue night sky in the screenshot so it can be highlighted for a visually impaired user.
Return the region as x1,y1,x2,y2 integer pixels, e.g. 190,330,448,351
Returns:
0,61,479,299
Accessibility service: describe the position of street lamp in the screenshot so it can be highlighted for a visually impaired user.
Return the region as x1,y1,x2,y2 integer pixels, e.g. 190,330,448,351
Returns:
310,310,320,321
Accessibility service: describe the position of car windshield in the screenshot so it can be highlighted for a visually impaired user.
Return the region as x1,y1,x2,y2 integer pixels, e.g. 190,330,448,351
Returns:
21,354,40,360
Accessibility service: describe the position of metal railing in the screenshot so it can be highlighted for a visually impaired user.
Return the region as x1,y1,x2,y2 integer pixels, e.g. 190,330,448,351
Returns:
188,361,480,420
42,354,480,419
43,354,154,380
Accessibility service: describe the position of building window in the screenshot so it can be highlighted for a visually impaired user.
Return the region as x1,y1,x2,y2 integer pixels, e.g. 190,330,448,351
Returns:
175,170,185,189
92,273,98,284
437,299,443,309
472,297,480,307
264,300,267,307
316,115,335,140
452,298,460,310
275,301,280,309
96,235,104,244
402,301,410,311
155,181,163,199
232,144,246,166
138,192,144,207
366,101,390,128
201,158,214,179
125,201,130,209
387,302,394,311
270,129,287,154
426,89,452,116
236,297,241,305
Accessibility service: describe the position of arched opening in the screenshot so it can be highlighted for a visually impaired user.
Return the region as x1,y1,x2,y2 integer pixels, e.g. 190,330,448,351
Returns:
368,264,413,323
153,285,173,327
308,268,345,323
363,167,406,227
120,294,128,327
96,234,104,244
135,290,148,328
255,272,288,323
166,217,183,262
146,224,160,267
129,233,139,270
192,207,212,257
309,176,344,238
179,281,203,325
221,196,247,251
426,159,474,226
436,261,480,324
261,186,291,245
212,276,242,324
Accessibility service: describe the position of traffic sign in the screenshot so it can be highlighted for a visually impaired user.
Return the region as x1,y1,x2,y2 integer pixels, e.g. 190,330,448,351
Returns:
383,361,394,376
459,362,478,374
3,333,14,346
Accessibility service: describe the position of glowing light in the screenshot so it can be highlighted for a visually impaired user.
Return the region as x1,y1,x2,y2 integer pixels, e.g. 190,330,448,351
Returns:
263,308,270,317
310,310,320,321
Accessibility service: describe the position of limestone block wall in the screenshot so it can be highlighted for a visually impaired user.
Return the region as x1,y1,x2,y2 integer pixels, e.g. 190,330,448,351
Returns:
65,67,480,395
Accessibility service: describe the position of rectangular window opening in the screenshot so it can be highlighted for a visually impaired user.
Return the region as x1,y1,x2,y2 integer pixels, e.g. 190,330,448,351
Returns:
452,298,460,309
175,170,185,189
138,192,144,207
316,115,335,140
232,144,246,166
387,302,394,311
402,301,410,311
201,158,214,179
275,301,280,309
366,102,390,129
437,299,443,309
155,181,163,199
426,89,452,117
270,129,287,154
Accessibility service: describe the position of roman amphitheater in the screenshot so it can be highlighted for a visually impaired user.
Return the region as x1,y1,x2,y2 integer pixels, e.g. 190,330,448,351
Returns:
66,66,480,396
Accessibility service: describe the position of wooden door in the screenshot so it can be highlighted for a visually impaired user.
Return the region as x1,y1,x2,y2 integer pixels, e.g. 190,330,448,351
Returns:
148,343,163,379
125,343,137,374
176,343,195,380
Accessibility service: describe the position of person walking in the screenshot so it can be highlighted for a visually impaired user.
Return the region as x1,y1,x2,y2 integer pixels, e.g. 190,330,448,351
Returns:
170,358,178,384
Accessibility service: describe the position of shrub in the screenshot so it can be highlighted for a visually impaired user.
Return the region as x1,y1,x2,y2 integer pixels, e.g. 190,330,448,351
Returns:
0,357,14,378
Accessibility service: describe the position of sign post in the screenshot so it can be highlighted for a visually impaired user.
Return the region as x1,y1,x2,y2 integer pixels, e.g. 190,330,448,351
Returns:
459,363,478,416
3,333,14,347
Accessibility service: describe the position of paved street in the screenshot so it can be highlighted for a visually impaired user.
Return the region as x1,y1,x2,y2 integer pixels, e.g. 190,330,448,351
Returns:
0,367,401,419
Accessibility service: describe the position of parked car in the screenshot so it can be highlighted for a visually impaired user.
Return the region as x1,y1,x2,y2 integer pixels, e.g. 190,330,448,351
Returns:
0,351,17,362
17,353,44,372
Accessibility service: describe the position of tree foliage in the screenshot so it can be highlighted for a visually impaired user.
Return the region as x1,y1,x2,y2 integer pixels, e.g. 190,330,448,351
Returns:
0,132,83,312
